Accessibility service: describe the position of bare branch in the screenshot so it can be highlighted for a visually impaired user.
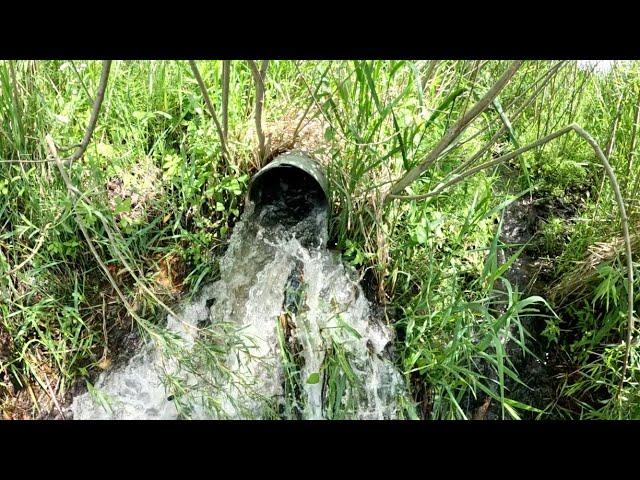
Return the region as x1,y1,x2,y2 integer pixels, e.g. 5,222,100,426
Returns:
389,123,635,400
247,60,269,165
449,61,566,178
221,60,230,142
70,60,94,104
62,60,112,166
626,86,640,185
387,60,523,199
45,134,141,324
188,60,230,161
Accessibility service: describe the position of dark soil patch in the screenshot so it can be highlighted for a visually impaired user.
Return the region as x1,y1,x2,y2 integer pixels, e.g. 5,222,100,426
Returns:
465,165,592,419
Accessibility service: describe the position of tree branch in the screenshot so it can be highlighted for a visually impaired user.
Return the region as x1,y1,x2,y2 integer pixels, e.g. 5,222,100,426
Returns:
389,123,635,399
62,60,112,166
247,60,269,165
45,134,141,324
221,60,230,142
387,60,523,199
449,61,565,179
188,60,230,161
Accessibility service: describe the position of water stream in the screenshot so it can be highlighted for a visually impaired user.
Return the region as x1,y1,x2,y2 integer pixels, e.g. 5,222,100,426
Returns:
71,180,407,419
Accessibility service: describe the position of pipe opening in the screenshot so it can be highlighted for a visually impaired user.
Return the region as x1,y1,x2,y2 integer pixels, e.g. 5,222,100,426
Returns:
247,154,329,225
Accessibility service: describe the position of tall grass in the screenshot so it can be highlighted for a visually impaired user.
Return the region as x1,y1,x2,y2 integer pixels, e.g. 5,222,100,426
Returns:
1,60,639,419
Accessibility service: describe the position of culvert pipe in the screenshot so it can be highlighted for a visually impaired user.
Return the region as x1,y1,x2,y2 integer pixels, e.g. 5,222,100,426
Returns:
246,151,329,215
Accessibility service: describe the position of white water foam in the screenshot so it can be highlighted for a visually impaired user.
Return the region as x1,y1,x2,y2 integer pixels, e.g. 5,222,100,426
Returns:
71,201,407,419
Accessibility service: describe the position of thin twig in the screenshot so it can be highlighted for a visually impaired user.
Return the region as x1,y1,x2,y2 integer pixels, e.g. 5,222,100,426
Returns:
606,90,626,158
42,371,66,419
448,61,565,179
449,61,566,156
392,125,576,201
70,60,94,104
8,61,23,139
591,86,628,220
56,142,82,152
493,97,518,147
61,60,112,166
188,60,230,161
626,86,640,188
571,125,634,400
0,158,57,164
7,60,25,176
459,60,483,119
387,60,523,199
49,136,188,330
389,123,635,401
293,61,341,137
45,134,143,326
221,60,230,142
96,213,185,323
7,222,52,275
101,294,109,360
292,62,332,142
421,60,439,93
247,60,269,165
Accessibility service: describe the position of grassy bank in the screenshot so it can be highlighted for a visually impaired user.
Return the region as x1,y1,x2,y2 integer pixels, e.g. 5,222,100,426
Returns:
0,60,638,419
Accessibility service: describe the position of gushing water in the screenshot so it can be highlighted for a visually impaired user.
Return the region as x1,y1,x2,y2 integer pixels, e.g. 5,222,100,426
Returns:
71,182,407,419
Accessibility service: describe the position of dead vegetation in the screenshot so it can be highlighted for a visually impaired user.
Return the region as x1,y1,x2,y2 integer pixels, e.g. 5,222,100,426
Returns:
549,220,640,304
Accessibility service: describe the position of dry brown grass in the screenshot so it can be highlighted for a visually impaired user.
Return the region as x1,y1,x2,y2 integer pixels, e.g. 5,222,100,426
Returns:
106,155,162,223
549,220,640,304
1,348,61,419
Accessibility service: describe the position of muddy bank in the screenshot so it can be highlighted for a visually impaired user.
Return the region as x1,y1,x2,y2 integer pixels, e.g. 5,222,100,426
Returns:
466,167,583,420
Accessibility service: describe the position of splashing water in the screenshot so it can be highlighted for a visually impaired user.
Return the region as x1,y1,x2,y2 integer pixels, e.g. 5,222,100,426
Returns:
71,184,408,419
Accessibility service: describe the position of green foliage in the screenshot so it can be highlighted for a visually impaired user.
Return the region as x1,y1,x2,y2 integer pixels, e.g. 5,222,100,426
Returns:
539,216,569,256
1,59,640,420
535,155,590,199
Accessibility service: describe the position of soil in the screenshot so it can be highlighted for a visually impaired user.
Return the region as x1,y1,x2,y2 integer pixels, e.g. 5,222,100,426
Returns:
466,165,586,420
